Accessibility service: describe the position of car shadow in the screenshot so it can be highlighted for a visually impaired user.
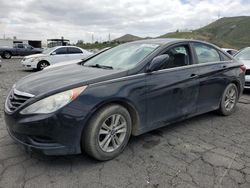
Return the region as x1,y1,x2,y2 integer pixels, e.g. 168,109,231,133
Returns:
20,69,38,73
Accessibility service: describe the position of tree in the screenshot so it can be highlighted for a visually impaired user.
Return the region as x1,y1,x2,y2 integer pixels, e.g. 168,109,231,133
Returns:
76,40,84,45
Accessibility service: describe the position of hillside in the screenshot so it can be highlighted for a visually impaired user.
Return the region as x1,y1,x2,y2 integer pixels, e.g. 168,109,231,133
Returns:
113,34,142,43
82,16,250,49
159,16,250,49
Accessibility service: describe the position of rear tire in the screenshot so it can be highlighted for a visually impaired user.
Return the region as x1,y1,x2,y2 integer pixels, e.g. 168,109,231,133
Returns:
37,61,49,70
218,83,238,116
82,104,132,161
3,51,11,59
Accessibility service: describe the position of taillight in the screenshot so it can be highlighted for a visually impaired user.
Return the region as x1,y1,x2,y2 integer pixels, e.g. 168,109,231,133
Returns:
240,65,246,73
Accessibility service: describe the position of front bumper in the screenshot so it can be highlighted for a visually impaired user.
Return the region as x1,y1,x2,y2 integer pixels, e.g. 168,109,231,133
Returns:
21,59,38,69
4,108,86,155
245,75,250,89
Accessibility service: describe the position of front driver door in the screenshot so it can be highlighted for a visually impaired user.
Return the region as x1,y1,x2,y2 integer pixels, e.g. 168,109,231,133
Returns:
50,47,68,65
146,43,200,129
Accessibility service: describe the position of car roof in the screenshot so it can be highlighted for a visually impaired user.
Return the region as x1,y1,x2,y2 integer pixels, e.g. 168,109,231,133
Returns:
54,46,81,48
129,38,215,46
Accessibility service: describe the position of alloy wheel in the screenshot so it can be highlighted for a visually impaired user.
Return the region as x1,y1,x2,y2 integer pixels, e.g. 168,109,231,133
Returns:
5,52,11,59
40,62,48,70
224,86,237,111
98,114,127,153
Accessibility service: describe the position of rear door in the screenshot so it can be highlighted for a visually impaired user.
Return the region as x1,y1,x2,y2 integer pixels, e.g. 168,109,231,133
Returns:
146,43,200,129
191,42,233,113
67,47,85,61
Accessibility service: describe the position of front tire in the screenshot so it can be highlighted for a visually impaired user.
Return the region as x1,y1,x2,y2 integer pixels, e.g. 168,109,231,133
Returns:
37,61,49,70
82,104,132,161
218,83,238,116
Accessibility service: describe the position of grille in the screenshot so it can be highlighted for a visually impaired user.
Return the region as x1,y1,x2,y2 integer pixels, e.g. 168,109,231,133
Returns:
6,89,33,112
246,82,250,87
246,69,250,75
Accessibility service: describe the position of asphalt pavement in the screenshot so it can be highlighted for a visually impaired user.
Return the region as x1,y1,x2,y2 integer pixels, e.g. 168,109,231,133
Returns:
1,58,250,188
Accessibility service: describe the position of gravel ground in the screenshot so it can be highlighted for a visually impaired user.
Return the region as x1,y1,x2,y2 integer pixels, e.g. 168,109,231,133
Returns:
1,58,250,188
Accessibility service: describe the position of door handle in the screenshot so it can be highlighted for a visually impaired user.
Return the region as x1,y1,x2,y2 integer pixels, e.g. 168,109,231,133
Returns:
222,65,227,69
190,74,199,78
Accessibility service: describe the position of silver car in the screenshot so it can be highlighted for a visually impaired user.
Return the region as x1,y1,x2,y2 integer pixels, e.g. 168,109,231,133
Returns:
234,47,250,89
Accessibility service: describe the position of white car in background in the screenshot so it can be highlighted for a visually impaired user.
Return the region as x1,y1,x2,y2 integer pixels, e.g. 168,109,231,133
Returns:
234,47,250,89
21,46,92,70
222,48,238,56
44,47,111,70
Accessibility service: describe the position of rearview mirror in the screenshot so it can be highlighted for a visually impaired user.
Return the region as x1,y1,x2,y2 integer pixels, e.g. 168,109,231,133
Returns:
51,52,56,55
147,54,170,72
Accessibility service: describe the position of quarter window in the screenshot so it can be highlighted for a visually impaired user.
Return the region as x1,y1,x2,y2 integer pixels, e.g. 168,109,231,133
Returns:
193,43,220,64
68,47,83,54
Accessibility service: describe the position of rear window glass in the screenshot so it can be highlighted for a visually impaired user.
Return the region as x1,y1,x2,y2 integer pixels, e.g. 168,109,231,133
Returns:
68,47,83,54
193,43,221,64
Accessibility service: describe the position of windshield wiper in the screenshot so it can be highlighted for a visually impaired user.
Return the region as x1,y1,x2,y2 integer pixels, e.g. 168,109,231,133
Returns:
85,64,113,69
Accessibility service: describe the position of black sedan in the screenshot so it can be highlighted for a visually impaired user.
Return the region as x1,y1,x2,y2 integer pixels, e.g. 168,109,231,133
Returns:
4,39,245,161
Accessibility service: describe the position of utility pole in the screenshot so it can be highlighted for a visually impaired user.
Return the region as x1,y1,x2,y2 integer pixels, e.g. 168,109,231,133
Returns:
108,33,111,42
92,34,94,44
217,11,221,19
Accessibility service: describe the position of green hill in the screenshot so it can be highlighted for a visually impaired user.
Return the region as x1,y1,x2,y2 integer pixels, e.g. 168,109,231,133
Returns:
159,16,250,49
113,34,142,43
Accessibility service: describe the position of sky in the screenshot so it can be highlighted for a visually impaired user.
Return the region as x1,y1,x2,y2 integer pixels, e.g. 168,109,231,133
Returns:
1,0,250,43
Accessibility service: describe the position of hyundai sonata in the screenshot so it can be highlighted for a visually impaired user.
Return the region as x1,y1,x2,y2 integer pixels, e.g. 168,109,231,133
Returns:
4,39,245,160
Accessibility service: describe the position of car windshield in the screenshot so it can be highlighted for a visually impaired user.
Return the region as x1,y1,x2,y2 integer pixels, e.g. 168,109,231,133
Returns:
84,43,159,70
235,48,250,60
42,47,57,54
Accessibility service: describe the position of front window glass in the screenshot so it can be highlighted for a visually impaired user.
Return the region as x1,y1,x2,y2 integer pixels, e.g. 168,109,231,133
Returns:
53,47,67,55
84,43,159,69
235,48,250,60
161,45,190,69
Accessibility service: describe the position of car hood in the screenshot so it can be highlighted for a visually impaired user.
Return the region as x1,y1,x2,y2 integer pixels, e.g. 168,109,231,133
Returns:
44,59,81,70
239,60,250,69
24,53,47,59
14,64,127,96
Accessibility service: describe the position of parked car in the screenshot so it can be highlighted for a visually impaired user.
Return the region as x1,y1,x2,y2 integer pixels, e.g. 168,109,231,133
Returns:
234,47,250,89
44,47,110,70
0,43,42,59
4,39,245,161
222,48,238,56
21,46,92,70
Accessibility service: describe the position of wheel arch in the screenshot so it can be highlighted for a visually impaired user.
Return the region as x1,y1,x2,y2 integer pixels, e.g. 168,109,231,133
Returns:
4,50,12,55
83,98,141,136
231,80,241,99
37,60,50,69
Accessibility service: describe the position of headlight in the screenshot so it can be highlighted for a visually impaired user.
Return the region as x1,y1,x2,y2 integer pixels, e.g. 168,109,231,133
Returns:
30,57,37,62
20,86,87,114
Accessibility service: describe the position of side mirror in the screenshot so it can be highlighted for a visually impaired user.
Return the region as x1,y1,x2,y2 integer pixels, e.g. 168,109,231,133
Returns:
147,54,170,72
51,52,56,55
